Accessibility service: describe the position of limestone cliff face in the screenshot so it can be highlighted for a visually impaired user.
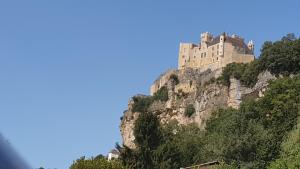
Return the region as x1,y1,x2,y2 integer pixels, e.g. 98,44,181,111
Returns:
120,69,276,149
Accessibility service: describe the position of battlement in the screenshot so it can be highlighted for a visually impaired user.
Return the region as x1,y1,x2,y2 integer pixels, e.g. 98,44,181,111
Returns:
178,32,255,70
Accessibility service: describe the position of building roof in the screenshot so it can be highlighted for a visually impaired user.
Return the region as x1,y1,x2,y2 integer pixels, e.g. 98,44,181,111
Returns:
206,34,252,54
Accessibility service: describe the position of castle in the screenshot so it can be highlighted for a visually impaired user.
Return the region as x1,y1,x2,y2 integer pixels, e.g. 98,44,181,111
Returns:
150,32,255,95
178,32,254,70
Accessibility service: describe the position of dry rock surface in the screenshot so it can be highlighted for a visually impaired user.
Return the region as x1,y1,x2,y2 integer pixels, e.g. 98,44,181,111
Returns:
120,69,276,149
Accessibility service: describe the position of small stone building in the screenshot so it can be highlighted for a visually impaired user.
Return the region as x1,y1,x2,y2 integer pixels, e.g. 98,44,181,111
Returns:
107,149,120,161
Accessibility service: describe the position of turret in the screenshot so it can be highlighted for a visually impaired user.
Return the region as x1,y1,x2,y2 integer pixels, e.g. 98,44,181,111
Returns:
201,32,213,44
219,33,225,56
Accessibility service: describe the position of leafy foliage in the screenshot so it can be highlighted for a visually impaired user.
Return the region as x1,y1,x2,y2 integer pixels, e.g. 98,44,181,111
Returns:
169,74,179,85
184,104,196,117
218,33,300,87
203,75,300,168
119,112,163,169
259,33,300,75
218,61,260,87
131,87,169,113
69,156,127,169
153,86,169,102
268,118,300,169
131,96,153,113
119,115,204,169
134,113,162,149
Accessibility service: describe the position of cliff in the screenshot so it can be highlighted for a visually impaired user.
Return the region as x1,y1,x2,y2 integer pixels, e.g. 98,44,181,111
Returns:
120,68,276,149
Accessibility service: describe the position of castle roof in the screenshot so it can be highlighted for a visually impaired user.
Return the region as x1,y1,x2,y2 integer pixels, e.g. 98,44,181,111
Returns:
206,34,252,54
208,36,220,46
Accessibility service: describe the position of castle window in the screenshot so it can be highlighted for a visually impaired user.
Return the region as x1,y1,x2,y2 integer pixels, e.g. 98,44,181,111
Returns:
204,52,206,57
194,56,196,58
217,45,219,49
212,47,214,51
217,57,219,60
212,53,214,57
217,51,219,55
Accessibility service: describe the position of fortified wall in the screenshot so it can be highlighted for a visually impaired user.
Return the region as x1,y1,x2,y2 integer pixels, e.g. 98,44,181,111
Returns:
150,32,255,95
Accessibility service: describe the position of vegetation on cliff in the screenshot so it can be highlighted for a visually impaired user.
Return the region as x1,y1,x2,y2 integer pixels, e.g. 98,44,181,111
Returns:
117,113,204,169
117,75,300,169
70,156,128,169
131,86,168,113
218,33,300,87
184,104,196,117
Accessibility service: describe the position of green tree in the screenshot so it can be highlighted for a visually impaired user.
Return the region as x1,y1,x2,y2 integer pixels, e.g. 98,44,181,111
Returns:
259,34,300,75
268,118,300,169
69,156,127,169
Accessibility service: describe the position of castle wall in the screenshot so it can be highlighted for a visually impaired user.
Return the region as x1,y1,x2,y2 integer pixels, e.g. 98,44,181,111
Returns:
222,42,255,65
150,69,176,95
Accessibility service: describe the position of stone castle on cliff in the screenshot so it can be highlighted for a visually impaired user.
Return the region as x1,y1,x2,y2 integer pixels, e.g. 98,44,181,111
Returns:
150,32,255,95
178,32,255,70
121,32,274,150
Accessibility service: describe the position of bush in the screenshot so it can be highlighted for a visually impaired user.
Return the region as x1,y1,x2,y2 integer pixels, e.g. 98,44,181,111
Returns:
131,87,169,113
153,86,169,102
184,104,195,117
218,33,300,88
70,156,127,169
169,74,179,85
218,61,260,88
131,96,154,113
259,33,300,75
203,75,300,168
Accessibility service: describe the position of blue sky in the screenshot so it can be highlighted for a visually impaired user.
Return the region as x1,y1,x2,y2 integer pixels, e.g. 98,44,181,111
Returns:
0,0,299,168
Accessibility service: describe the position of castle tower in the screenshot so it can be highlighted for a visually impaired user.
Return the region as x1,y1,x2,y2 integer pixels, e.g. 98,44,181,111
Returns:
200,32,213,49
219,33,225,56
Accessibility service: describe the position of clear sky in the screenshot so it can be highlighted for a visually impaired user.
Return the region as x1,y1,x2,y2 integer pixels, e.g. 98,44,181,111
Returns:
0,0,299,168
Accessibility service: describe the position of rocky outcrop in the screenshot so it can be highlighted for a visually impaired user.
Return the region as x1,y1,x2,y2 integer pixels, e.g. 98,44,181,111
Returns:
120,69,276,149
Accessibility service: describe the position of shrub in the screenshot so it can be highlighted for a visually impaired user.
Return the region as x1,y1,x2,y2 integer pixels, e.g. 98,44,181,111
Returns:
153,86,169,102
218,33,300,88
70,156,127,169
131,96,153,113
259,33,300,75
132,87,169,113
218,61,260,88
184,104,195,117
169,74,179,85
